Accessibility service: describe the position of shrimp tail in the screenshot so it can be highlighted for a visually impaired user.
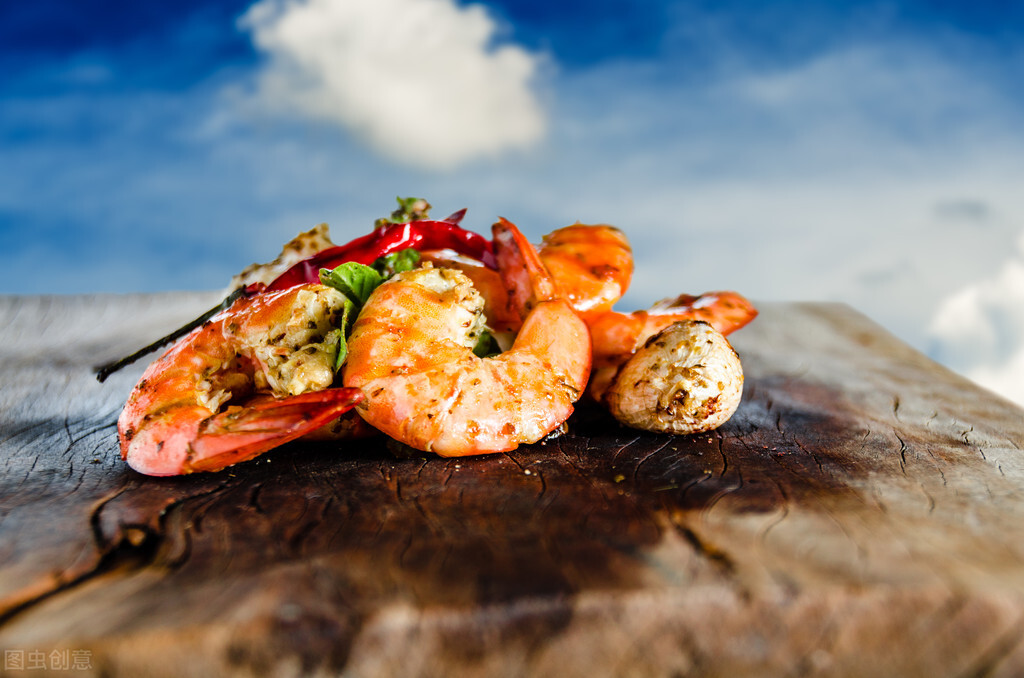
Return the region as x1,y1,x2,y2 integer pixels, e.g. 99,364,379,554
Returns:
493,216,558,316
126,388,364,476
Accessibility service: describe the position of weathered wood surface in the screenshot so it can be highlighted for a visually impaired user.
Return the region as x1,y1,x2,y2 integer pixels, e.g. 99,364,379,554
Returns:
2,292,1024,678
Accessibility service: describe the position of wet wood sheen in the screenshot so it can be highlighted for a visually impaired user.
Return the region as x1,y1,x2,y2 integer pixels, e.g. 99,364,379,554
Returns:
2,293,1024,677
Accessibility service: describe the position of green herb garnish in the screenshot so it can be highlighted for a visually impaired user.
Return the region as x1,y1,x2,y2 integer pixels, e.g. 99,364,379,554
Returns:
372,248,421,278
319,252,428,373
472,331,500,358
320,262,384,308
374,196,431,228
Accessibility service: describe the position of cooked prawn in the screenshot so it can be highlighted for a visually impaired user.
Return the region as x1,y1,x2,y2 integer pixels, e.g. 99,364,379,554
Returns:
118,284,363,475
587,291,758,369
538,223,633,319
533,224,755,368
342,218,591,456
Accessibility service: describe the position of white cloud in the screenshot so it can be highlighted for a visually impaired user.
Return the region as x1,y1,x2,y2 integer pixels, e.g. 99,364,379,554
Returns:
928,232,1024,406
239,0,546,170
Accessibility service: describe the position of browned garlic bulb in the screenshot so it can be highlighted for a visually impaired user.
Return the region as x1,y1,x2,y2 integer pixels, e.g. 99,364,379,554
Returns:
604,320,744,434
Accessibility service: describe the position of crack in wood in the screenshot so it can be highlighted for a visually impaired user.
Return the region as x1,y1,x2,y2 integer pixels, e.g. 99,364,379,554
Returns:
0,484,150,625
896,432,909,476
757,478,791,544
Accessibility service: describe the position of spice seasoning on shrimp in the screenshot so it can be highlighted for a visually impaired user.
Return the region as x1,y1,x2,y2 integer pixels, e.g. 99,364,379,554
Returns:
117,284,364,475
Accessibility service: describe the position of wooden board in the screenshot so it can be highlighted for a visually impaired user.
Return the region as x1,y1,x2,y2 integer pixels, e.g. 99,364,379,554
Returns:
2,292,1024,677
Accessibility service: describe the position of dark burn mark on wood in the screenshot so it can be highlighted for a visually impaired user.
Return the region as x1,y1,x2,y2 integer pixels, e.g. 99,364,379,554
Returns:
0,374,866,662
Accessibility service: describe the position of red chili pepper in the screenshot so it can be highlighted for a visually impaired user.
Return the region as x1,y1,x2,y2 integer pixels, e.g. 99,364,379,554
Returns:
265,219,496,291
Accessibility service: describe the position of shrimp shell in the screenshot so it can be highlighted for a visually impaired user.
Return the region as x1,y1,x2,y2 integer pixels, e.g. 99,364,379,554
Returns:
539,223,634,318
342,266,591,456
118,284,362,475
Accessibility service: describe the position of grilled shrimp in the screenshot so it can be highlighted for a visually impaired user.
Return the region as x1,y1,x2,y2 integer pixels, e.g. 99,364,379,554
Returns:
538,223,634,319
534,224,755,366
118,284,363,475
342,219,591,456
587,290,757,369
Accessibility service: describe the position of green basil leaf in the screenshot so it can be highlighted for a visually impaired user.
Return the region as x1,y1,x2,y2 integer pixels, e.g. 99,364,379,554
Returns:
320,262,383,307
333,329,348,372
319,245,424,374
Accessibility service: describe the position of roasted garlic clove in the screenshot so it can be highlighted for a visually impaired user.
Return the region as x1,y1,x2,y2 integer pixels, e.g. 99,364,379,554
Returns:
605,320,744,434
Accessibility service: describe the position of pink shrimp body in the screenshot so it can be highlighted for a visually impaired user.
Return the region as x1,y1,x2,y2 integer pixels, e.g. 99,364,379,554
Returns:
587,291,758,368
532,224,755,364
342,219,591,457
538,223,634,319
118,284,363,475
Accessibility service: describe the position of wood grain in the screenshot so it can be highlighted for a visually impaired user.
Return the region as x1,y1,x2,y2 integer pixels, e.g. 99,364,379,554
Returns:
2,293,1024,677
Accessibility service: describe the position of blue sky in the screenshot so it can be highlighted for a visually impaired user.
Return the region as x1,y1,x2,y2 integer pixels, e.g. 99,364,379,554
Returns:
4,0,1024,402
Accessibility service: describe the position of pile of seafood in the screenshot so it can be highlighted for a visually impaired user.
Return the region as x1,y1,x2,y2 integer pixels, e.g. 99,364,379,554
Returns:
104,199,756,476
